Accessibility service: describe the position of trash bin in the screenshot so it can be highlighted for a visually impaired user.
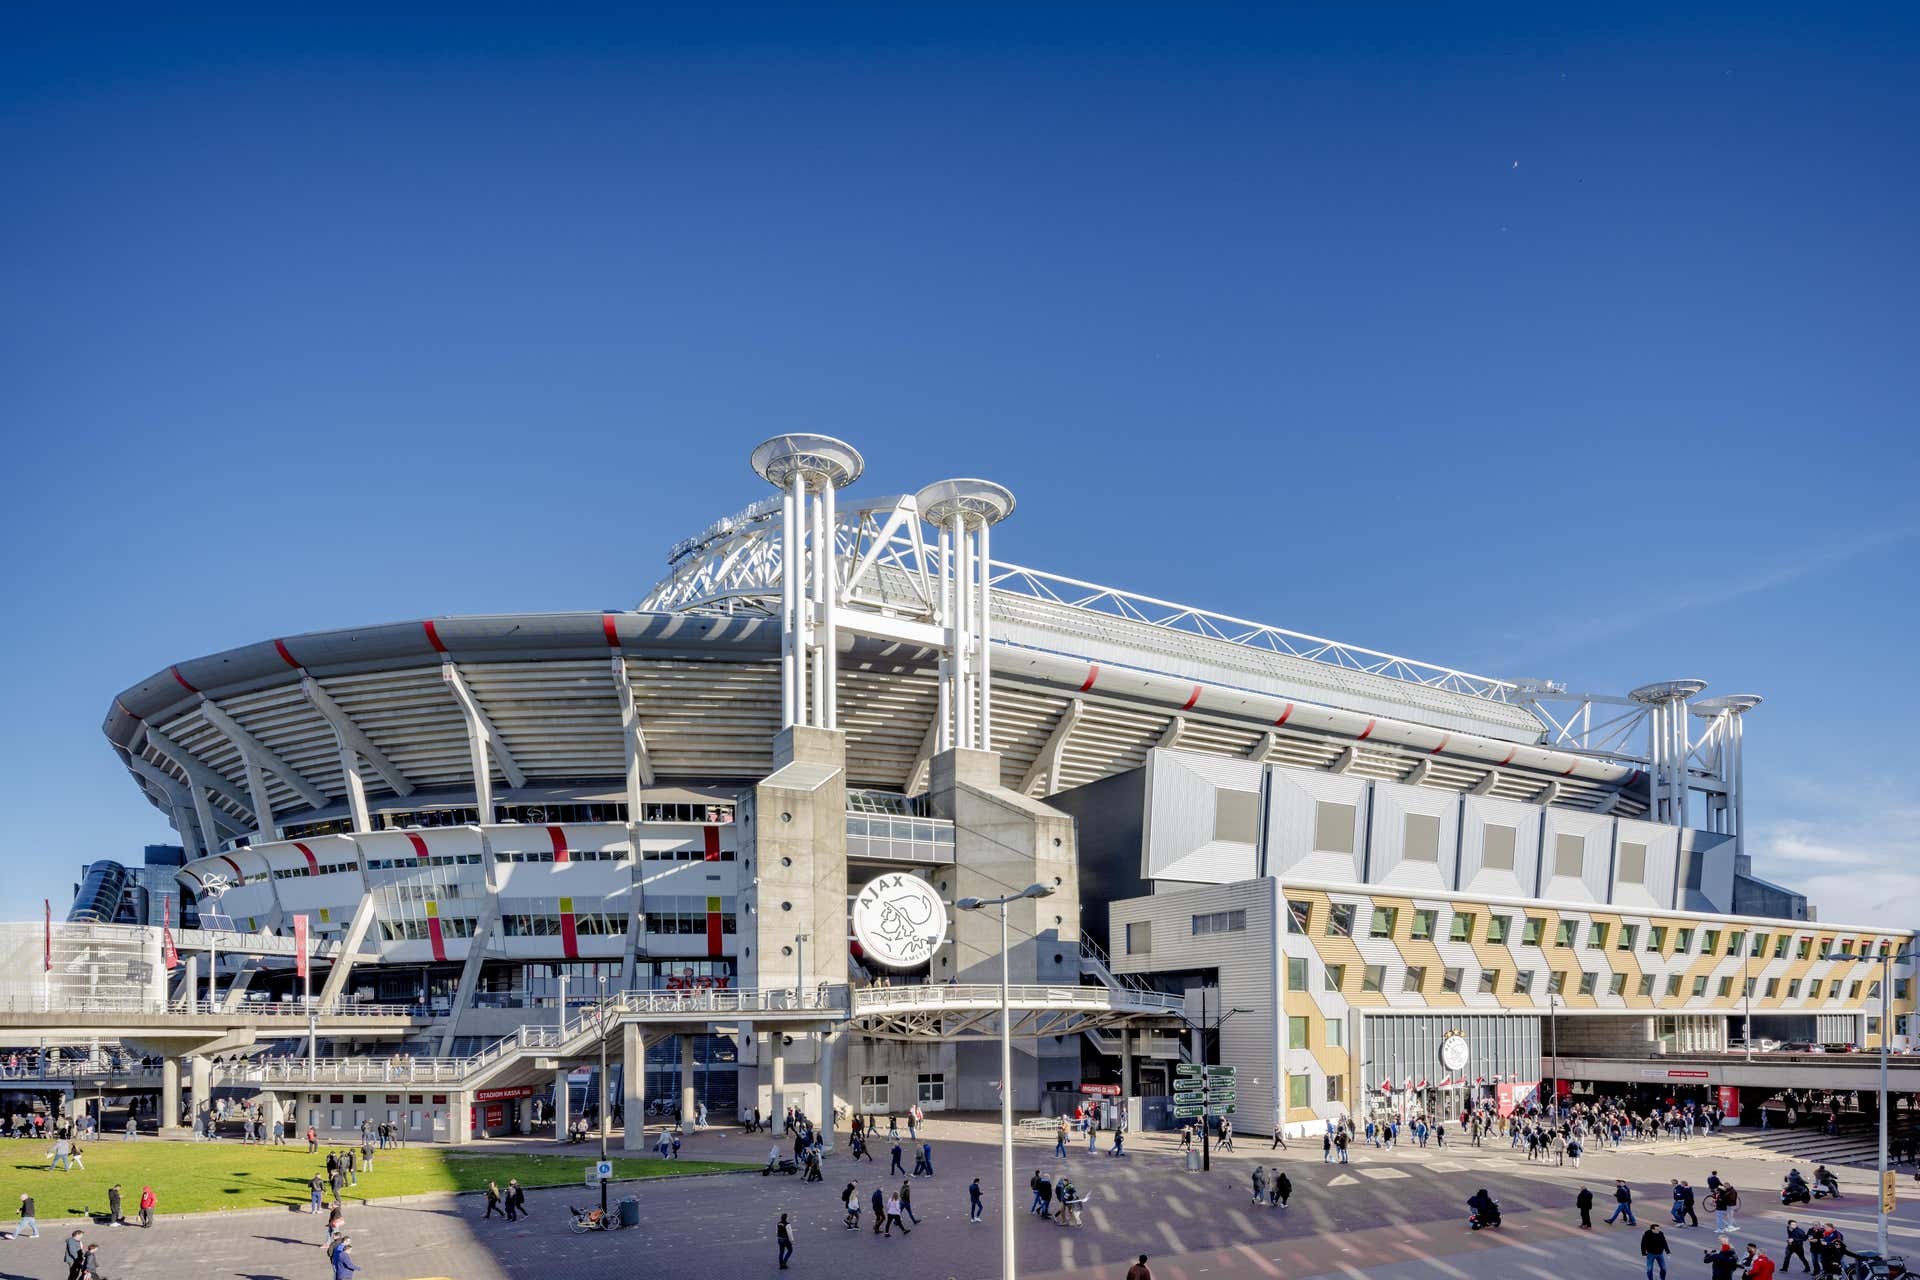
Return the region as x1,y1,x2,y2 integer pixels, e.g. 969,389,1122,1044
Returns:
1185,1150,1200,1172
618,1196,641,1228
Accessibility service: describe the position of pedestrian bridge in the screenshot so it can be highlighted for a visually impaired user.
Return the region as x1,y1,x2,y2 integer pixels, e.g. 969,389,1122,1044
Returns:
0,997,434,1043
847,983,1187,1041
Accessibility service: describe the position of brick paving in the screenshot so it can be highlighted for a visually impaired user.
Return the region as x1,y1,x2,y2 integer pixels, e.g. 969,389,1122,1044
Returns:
6,1116,1915,1279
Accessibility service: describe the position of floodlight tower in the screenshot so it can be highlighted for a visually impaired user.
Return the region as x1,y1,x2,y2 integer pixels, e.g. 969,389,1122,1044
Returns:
1691,694,1763,856
916,480,1016,754
750,435,865,730
1628,679,1708,826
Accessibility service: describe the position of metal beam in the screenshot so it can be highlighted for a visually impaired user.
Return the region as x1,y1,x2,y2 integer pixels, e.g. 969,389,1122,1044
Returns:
1245,731,1275,762
300,676,415,797
197,699,331,810
1158,716,1186,750
905,714,939,796
1401,758,1432,787
1531,780,1562,807
1327,745,1357,775
441,659,526,793
126,756,208,859
1020,699,1084,795
142,726,256,822
1469,769,1500,796
609,657,656,789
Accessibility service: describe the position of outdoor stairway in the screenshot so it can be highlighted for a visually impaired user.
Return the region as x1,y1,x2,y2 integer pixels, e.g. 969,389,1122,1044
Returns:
1709,1122,1920,1169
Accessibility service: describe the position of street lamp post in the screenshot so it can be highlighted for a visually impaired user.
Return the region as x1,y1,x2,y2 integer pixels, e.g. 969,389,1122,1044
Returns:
1821,944,1912,1262
958,882,1054,1280
795,933,809,1001
1547,992,1559,1116
598,974,610,1218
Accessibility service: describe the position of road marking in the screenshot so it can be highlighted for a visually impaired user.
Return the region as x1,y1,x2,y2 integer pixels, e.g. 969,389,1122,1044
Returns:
1089,1204,1112,1232
1358,1167,1410,1179
1225,1207,1259,1237
1428,1160,1469,1171
1155,1220,1184,1253
1166,1194,1194,1217
1327,1174,1359,1186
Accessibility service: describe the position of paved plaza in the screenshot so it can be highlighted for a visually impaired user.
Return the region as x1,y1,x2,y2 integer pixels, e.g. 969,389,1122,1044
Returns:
9,1116,1917,1279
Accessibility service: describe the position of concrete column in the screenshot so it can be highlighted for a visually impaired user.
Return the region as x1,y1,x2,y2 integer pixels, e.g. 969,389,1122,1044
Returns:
816,1029,838,1133
770,1034,786,1125
160,1056,183,1132
445,1092,470,1147
552,1068,571,1144
622,1024,648,1152
263,1094,285,1134
188,1055,211,1131
1119,1029,1134,1098
678,1034,697,1127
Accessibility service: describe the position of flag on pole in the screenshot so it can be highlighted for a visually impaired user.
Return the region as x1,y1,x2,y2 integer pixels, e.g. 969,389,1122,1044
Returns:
162,898,180,971
293,913,310,980
43,900,51,971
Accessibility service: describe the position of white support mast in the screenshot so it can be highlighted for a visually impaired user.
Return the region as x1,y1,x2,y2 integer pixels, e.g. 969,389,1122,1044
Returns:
750,435,864,731
916,479,1016,756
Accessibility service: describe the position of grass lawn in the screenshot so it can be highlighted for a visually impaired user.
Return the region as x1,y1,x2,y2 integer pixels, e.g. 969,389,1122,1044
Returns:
0,1138,750,1219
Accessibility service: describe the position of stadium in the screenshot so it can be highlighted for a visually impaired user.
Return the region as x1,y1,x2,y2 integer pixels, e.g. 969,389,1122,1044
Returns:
75,434,1918,1143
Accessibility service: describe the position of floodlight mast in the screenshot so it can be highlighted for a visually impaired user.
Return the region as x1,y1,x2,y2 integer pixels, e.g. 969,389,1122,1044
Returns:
750,435,864,731
915,479,1015,754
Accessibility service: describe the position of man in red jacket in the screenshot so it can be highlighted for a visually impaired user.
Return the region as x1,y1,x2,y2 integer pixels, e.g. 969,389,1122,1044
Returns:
1742,1243,1776,1279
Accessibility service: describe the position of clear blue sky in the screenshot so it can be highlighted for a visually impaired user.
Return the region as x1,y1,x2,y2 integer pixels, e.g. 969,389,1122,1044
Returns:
3,5,1915,925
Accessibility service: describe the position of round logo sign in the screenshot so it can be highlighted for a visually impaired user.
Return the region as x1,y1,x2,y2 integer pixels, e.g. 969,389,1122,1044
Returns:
851,872,949,969
1439,1032,1471,1073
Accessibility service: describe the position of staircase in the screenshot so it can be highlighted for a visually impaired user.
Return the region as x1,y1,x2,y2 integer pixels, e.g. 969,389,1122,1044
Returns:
1080,938,1188,1059
1714,1121,1920,1170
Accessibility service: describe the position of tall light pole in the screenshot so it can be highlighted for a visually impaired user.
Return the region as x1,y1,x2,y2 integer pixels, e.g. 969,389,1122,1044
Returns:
794,933,810,1001
958,882,1053,1280
1547,991,1559,1115
598,973,611,1218
1822,944,1912,1261
197,875,233,1011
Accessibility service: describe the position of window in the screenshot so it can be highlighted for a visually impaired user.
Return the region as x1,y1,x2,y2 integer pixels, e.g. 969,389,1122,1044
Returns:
1126,921,1152,954
1617,924,1638,951
1897,979,1911,1001
1323,964,1346,992
1808,980,1823,999
1743,978,1756,998
1449,912,1476,943
1796,937,1812,960
1666,974,1682,997
1402,966,1427,994
1868,1016,1882,1036
1326,904,1355,938
1691,976,1708,997
1370,906,1399,939
1764,978,1781,998
1547,970,1566,995
1482,824,1517,870
1361,965,1385,993
1555,921,1576,948
1773,935,1790,959
1848,981,1864,1000
917,1073,945,1105
1192,910,1247,936
1701,930,1720,954
1403,814,1441,862
1442,967,1464,994
1554,834,1585,878
1637,975,1655,997
1289,1016,1310,1050
1726,931,1745,956
1577,972,1597,997
1325,1020,1343,1048
1522,917,1545,947
1716,976,1733,998
1588,922,1609,950
1608,973,1626,997
1786,978,1802,998
1479,969,1501,994
1325,1076,1343,1104
642,802,736,825
1646,926,1667,952
860,1076,889,1110
1287,957,1307,991
1289,1074,1310,1110
1674,928,1695,953
1410,909,1437,941
1314,802,1357,855
1287,900,1313,933
1514,971,1535,995
1751,933,1768,957
1616,841,1647,884
1487,916,1512,945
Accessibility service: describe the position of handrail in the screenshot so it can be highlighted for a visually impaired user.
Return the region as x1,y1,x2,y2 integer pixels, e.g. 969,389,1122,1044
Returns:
1079,937,1157,996
851,984,1184,1013
0,997,434,1018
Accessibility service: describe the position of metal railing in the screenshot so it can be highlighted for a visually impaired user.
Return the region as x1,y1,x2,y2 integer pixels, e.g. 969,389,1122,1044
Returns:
1078,937,1158,996
851,983,1185,1015
0,996,433,1019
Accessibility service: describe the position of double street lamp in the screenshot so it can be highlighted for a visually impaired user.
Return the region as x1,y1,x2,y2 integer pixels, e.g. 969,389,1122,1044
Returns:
1817,944,1913,1263
957,882,1054,1280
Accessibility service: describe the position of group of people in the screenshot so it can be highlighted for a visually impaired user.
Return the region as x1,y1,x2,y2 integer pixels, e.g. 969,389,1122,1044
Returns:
480,1178,527,1221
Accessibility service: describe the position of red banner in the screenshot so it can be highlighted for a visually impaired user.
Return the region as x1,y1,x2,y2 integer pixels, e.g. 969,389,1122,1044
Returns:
43,900,51,972
1079,1083,1122,1096
294,914,310,980
162,898,179,971
1717,1086,1740,1120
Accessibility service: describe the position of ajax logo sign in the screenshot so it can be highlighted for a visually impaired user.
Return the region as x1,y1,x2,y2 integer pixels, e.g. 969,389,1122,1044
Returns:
851,873,949,969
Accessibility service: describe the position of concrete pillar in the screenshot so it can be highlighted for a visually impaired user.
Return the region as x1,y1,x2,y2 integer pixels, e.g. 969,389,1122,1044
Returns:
678,1034,697,1127
817,1029,838,1133
445,1092,470,1147
552,1068,571,1144
161,1056,182,1132
1119,1028,1134,1098
770,1034,786,1125
188,1055,211,1131
263,1093,285,1134
622,1024,648,1151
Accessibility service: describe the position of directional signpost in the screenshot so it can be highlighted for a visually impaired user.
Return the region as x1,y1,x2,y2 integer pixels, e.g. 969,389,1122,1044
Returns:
1174,1062,1238,1167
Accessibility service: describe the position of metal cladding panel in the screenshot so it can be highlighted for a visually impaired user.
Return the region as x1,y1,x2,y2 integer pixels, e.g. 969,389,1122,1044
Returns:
1265,768,1368,883
1539,809,1615,905
1610,819,1681,910
1143,750,1261,884
1365,780,1460,892
1458,795,1544,899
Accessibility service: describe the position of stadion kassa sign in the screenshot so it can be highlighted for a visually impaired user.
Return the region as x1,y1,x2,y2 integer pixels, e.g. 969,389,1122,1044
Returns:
851,873,949,969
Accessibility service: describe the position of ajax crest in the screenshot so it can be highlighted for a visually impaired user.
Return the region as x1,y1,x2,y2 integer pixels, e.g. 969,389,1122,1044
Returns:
851,873,949,969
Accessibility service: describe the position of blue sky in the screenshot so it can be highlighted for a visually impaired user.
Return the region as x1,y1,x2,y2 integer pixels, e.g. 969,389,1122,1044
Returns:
2,5,1915,925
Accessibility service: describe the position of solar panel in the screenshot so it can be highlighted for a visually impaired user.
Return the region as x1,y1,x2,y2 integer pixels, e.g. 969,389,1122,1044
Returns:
200,913,237,932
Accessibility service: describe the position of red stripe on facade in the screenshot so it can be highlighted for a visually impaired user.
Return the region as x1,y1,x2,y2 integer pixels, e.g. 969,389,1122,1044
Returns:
1182,685,1201,711
170,665,199,694
703,826,721,862
406,833,430,859
423,620,447,653
1430,734,1451,755
1499,750,1516,766
1274,703,1294,727
560,912,579,960
1079,664,1099,692
602,614,620,647
706,911,723,959
293,842,319,873
427,915,447,962
546,825,570,864
219,855,244,882
1561,763,1577,777
1356,719,1376,742
116,699,142,722
273,638,301,669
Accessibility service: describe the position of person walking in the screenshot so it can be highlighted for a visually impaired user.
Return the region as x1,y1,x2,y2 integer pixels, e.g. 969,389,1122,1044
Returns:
63,1230,85,1277
1608,1179,1637,1226
1703,1235,1740,1280
1273,1170,1292,1208
776,1213,793,1270
890,1140,905,1176
483,1181,504,1219
506,1179,524,1222
1055,1119,1069,1159
1639,1223,1670,1279
1781,1221,1810,1273
137,1186,155,1229
307,1125,318,1153
309,1174,325,1216
899,1180,920,1225
969,1177,984,1223
871,1186,885,1235
884,1191,909,1236
1251,1166,1267,1206
842,1182,860,1230
1718,1183,1738,1233
1576,1185,1594,1229
1271,1123,1287,1150
1743,1243,1776,1280
14,1193,38,1239
106,1185,123,1228
1126,1255,1152,1280
330,1235,359,1280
